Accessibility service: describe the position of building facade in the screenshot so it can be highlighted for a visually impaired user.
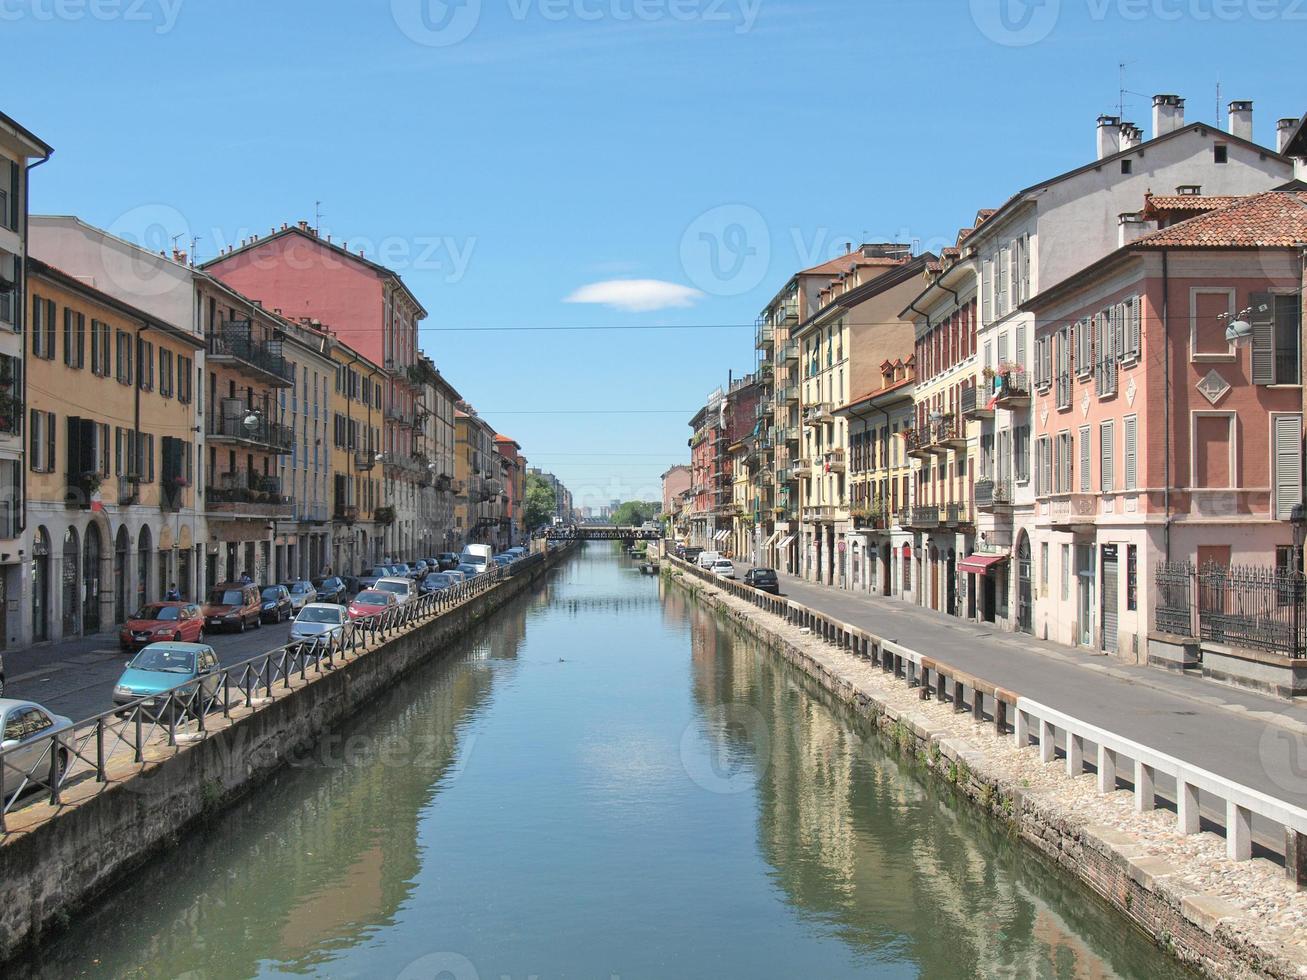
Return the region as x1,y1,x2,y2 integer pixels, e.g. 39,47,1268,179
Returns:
328,342,384,574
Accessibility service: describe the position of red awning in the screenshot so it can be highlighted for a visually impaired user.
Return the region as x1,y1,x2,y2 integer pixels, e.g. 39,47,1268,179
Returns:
957,552,1009,576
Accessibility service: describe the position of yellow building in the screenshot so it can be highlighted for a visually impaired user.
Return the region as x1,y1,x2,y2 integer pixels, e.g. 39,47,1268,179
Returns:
454,408,499,547
328,341,385,574
26,258,203,642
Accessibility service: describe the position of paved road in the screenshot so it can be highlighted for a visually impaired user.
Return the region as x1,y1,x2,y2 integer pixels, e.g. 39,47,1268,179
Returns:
4,618,301,722
726,560,1307,810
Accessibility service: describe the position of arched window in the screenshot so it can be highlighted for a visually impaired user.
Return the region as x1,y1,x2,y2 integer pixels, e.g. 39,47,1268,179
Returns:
83,523,103,632
31,527,50,642
114,526,130,623
137,525,153,607
61,526,80,637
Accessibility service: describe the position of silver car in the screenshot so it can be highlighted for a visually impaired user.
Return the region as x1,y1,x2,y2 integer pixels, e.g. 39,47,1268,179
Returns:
290,603,350,645
374,576,416,605
0,699,73,799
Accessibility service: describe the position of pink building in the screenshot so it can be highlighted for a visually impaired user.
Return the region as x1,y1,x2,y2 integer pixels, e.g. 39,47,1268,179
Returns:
1028,190,1305,671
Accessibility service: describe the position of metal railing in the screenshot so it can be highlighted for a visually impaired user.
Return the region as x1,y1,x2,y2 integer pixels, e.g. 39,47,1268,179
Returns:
1198,562,1306,657
207,322,294,386
0,551,552,834
1154,561,1194,637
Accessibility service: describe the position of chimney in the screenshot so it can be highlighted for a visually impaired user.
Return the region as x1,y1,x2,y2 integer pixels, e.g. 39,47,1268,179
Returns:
1152,94,1185,138
1278,117,1298,154
172,249,187,265
1176,184,1202,196
1096,115,1121,159
1119,122,1142,151
1227,100,1253,141
298,220,309,231
1117,212,1151,247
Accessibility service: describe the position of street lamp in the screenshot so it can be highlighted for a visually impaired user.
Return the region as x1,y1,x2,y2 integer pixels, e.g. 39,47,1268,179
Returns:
1220,307,1256,347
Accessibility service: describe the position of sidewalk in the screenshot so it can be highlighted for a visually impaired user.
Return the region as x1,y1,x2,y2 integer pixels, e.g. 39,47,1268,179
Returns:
728,560,1307,808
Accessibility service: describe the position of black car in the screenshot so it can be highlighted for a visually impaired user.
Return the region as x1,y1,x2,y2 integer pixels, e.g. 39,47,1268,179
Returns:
743,568,781,595
313,576,347,604
437,553,460,571
259,585,294,623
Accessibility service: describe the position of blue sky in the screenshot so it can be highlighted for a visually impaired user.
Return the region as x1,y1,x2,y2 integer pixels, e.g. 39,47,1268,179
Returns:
4,0,1303,508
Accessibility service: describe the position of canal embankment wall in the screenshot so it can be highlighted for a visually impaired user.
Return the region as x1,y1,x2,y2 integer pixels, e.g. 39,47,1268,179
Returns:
663,556,1307,980
0,545,574,965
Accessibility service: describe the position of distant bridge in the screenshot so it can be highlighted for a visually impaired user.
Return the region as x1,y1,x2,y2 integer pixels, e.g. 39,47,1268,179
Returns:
539,525,662,541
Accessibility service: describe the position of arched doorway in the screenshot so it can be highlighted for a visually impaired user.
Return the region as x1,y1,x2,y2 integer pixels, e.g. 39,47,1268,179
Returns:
881,543,892,596
83,523,103,633
946,548,957,617
31,527,50,642
137,526,153,608
1016,532,1033,635
114,526,129,623
61,526,80,637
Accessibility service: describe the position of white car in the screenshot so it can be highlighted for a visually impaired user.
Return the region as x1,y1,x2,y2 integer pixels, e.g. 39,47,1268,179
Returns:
374,576,417,605
290,603,349,644
710,559,736,579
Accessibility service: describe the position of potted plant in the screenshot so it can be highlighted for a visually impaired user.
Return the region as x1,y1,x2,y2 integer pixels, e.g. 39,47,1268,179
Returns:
375,505,396,526
173,475,190,489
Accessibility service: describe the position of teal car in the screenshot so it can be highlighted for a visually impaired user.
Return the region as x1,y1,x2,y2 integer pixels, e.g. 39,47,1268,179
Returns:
112,642,220,716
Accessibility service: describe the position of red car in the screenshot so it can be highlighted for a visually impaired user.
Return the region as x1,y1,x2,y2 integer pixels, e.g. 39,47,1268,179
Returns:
119,602,205,651
346,589,398,619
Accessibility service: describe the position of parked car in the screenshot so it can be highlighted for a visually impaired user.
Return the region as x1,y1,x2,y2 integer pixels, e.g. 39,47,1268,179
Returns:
112,642,221,718
312,576,347,605
413,560,430,579
259,586,293,624
443,569,467,585
437,553,460,571
506,547,528,558
389,562,417,581
0,699,73,798
697,550,721,569
375,576,416,605
456,562,481,580
281,580,318,613
203,583,262,633
743,568,780,595
290,603,350,645
710,558,736,579
357,565,394,591
0,653,6,698
420,572,458,594
119,602,205,650
491,554,514,567
346,589,399,619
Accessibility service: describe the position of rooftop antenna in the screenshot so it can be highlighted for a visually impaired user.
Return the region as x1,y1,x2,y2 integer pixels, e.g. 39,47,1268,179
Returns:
189,235,201,265
314,200,324,235
1215,78,1222,130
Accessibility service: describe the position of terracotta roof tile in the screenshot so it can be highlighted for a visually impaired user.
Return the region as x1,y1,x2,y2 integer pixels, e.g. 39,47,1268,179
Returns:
1136,190,1307,248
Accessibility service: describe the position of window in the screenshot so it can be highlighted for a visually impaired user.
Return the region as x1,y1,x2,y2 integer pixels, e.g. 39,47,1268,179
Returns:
1249,292,1301,386
1121,295,1142,362
1192,414,1234,488
1273,414,1303,520
1055,430,1073,494
1075,317,1092,379
0,459,20,538
137,339,154,391
177,355,193,404
1055,326,1071,409
159,348,174,397
63,309,85,369
1061,543,1070,601
1095,310,1118,396
0,161,17,233
1213,144,1228,164
1014,425,1030,483
1191,288,1235,359
1040,541,1049,589
28,410,54,472
1121,158,1133,174
1078,426,1091,493
31,296,55,360
115,330,133,385
1123,415,1138,490
1036,435,1052,496
1126,544,1138,611
90,320,111,376
1100,420,1115,492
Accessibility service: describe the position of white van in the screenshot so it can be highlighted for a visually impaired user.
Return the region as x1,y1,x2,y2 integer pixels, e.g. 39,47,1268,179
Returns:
461,543,494,574
697,550,721,569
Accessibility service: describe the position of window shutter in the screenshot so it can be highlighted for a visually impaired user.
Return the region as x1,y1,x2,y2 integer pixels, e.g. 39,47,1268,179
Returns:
28,408,38,470
8,161,18,231
44,413,54,474
1101,421,1115,492
981,261,992,325
1079,428,1090,493
1274,414,1303,520
1127,296,1141,359
1250,292,1275,385
1123,416,1137,490
66,416,82,481
1114,303,1126,363
1015,325,1026,369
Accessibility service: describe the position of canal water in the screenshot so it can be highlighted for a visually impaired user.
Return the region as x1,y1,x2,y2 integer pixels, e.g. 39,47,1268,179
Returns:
32,545,1190,979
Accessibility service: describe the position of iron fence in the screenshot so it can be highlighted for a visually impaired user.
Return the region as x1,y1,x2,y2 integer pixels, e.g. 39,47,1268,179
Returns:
0,550,550,834
1197,562,1306,658
1153,560,1194,637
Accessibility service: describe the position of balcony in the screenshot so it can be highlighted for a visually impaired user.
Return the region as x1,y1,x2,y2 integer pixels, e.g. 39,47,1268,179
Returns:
207,412,294,454
776,425,800,444
960,384,993,421
754,398,773,420
354,450,375,471
385,404,417,427
825,449,846,473
929,414,967,452
775,466,795,483
905,505,940,529
781,342,798,362
794,458,814,478
207,321,294,387
802,505,839,523
296,503,329,525
904,426,931,459
851,505,888,531
974,478,1013,510
944,502,972,527
334,503,360,523
776,385,798,405
803,403,833,427
993,369,1031,408
780,299,799,323
205,471,293,519
755,321,775,351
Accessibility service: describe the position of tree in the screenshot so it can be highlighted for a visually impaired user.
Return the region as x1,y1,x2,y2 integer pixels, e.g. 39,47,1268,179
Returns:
524,474,556,529
610,500,659,527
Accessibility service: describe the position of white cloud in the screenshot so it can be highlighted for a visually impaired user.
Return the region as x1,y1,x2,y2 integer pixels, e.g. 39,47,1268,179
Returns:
564,279,704,313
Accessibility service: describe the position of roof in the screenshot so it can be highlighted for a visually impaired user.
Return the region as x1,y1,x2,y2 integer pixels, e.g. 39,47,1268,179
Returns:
0,109,53,157
1142,193,1242,216
835,374,915,414
1134,190,1307,248
796,253,936,335
1285,112,1307,157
